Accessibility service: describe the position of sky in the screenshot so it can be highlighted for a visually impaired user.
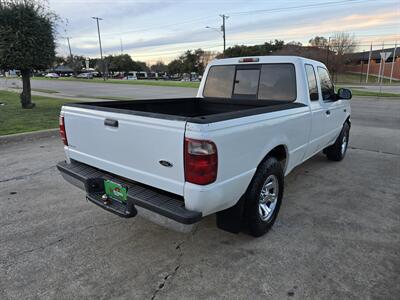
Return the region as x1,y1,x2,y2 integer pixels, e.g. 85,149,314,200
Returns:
49,0,400,64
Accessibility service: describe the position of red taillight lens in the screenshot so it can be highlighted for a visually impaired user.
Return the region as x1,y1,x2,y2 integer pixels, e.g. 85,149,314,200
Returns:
184,138,217,185
59,115,68,146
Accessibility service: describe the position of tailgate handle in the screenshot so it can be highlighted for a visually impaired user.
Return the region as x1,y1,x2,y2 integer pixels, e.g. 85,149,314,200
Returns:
104,119,118,128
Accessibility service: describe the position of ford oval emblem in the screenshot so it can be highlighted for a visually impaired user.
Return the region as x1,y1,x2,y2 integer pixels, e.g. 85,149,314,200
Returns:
159,160,173,168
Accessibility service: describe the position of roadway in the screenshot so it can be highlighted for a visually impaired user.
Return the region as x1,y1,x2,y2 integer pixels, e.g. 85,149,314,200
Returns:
0,78,197,99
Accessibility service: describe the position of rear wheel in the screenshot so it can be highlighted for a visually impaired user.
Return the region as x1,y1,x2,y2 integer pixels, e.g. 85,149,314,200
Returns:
244,157,284,237
325,122,350,161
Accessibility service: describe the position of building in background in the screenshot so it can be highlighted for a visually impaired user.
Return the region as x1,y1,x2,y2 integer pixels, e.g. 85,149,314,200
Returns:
346,47,400,81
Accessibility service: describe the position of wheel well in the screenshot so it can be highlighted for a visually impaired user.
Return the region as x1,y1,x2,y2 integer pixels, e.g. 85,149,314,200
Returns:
261,145,287,172
345,116,351,127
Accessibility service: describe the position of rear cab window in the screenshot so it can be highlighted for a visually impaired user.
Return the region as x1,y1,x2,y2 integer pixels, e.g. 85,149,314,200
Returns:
203,63,296,102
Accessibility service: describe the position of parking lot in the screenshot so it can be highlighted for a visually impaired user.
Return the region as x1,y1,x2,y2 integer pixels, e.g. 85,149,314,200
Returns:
1,95,399,299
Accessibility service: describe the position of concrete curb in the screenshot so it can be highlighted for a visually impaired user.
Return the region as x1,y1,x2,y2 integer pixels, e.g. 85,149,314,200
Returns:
0,128,59,145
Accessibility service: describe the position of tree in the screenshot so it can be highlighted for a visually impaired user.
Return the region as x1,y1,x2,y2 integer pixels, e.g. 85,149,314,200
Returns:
54,56,67,66
308,36,328,48
150,61,167,73
221,40,284,58
168,59,183,75
329,32,357,78
287,41,303,46
67,55,85,75
0,0,56,108
107,54,136,73
330,32,357,55
134,61,149,72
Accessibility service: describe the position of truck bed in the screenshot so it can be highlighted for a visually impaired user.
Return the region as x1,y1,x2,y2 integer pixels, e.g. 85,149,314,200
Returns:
64,98,305,123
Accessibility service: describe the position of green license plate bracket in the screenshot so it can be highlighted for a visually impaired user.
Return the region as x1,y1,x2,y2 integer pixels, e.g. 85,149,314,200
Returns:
104,180,128,202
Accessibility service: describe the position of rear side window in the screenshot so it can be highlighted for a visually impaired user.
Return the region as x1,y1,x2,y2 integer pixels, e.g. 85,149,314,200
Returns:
317,67,334,101
233,69,260,97
258,64,296,101
203,66,235,98
305,64,318,101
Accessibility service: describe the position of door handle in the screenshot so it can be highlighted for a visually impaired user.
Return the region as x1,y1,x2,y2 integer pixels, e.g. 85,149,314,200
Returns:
104,119,118,127
325,110,331,116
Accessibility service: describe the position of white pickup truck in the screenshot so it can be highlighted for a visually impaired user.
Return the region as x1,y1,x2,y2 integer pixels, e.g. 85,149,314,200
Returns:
57,56,352,237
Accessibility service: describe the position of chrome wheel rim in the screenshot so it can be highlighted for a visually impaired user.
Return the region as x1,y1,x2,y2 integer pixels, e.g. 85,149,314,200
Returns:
341,134,348,155
259,175,279,222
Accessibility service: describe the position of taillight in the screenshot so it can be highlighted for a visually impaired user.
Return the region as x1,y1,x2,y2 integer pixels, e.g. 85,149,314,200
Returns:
59,115,68,146
184,138,217,185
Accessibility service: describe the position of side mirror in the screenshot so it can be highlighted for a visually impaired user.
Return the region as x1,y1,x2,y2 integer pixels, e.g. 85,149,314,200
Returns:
337,88,352,100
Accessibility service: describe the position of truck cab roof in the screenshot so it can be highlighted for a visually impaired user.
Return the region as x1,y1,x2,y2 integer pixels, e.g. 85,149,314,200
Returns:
209,55,325,68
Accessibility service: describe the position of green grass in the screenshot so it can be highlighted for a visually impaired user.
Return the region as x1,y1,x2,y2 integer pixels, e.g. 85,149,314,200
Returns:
336,85,400,98
0,90,75,136
350,89,400,97
32,77,200,88
335,73,400,85
8,86,59,94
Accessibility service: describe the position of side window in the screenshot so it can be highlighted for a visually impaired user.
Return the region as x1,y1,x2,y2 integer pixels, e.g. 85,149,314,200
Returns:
203,66,235,98
305,64,318,101
233,69,260,97
317,67,334,101
258,64,296,101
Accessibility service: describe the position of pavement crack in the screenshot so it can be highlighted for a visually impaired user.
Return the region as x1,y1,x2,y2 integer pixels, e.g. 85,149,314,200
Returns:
150,224,199,300
0,166,55,183
349,146,399,156
2,219,125,269
17,237,65,256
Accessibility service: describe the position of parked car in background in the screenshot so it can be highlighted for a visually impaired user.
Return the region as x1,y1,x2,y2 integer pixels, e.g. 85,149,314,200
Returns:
123,72,138,80
136,71,147,79
181,73,191,81
45,73,59,78
76,73,93,79
147,72,159,80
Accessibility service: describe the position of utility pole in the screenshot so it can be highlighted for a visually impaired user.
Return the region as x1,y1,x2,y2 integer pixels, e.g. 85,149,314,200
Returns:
220,14,229,57
64,36,76,76
389,42,397,84
120,38,124,54
66,37,73,60
92,16,105,80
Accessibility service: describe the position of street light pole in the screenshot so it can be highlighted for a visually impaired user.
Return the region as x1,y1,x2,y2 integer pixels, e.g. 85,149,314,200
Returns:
92,16,105,80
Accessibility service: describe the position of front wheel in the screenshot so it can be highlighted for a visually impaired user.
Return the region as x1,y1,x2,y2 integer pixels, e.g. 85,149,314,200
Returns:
244,157,284,237
324,122,350,161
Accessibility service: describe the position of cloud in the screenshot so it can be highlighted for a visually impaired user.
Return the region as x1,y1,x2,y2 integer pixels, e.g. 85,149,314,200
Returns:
54,1,400,61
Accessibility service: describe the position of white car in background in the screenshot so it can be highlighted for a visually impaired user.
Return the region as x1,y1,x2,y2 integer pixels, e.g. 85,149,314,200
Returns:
123,72,138,80
45,73,59,78
76,73,93,79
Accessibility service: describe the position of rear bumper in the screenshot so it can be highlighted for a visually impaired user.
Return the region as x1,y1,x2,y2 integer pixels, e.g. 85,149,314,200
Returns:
57,160,202,224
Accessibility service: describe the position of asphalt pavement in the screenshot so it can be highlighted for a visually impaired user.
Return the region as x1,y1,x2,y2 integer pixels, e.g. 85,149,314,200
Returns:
0,95,399,299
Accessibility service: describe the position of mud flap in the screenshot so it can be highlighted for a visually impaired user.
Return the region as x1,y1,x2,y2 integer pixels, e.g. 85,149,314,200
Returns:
216,195,246,234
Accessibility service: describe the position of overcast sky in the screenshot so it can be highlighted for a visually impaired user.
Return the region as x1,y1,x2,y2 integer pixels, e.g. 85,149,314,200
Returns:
50,0,400,64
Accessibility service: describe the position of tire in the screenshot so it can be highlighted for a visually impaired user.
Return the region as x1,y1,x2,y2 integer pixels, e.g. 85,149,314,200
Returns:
324,122,350,161
244,157,284,237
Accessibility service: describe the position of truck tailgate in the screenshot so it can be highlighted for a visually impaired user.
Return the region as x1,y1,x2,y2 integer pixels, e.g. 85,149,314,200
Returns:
62,106,186,195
